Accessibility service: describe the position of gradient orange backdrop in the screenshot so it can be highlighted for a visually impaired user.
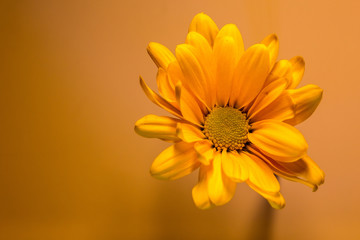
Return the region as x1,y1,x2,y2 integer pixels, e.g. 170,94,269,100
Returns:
1,0,360,239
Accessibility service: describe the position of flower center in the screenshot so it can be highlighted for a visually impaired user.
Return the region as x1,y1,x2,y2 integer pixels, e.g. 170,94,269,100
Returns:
203,107,249,151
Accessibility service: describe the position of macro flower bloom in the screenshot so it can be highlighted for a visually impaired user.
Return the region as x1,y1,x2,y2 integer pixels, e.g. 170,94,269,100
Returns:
135,13,324,209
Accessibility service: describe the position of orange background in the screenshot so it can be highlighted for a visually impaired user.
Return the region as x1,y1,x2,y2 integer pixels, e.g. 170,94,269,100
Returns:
1,0,360,239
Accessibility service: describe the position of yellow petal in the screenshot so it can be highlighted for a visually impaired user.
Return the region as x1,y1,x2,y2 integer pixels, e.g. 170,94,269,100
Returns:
156,68,176,103
213,36,239,106
208,153,237,206
215,24,244,56
247,181,285,209
243,152,280,193
139,76,182,118
134,114,180,141
185,31,216,104
287,56,305,89
261,34,279,69
264,153,324,191
177,82,205,126
264,59,292,87
192,165,214,209
150,142,200,180
147,42,176,69
248,78,288,120
282,155,325,188
249,120,308,162
230,44,270,108
167,61,185,88
176,44,214,107
251,90,295,122
194,140,214,165
285,84,323,126
186,31,213,63
188,13,219,47
221,151,248,182
176,122,205,142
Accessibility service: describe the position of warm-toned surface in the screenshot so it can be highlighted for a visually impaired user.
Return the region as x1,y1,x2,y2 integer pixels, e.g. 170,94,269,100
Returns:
1,1,359,239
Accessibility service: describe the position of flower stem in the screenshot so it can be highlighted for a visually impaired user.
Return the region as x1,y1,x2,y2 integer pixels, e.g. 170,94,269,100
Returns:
246,197,275,240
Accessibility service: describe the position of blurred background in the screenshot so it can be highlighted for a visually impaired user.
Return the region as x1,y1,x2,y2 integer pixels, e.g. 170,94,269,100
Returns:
1,0,360,239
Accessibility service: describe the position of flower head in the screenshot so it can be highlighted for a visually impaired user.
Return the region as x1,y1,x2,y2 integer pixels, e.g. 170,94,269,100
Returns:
135,13,324,209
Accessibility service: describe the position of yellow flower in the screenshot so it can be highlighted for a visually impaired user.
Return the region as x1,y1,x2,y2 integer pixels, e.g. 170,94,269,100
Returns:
135,13,324,209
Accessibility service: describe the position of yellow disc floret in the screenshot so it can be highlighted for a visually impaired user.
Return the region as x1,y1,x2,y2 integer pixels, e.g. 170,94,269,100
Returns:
203,107,249,151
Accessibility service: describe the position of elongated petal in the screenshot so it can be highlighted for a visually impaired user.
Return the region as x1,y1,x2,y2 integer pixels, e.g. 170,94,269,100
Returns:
194,140,214,165
248,78,288,120
139,76,182,118
252,147,325,191
221,151,248,182
135,114,180,141
177,122,205,142
247,181,285,209
285,84,323,126
167,61,185,88
156,68,176,103
147,42,176,69
249,120,308,162
280,155,325,189
264,59,292,86
251,90,295,122
185,32,215,103
243,152,280,193
287,56,305,89
188,13,219,47
186,31,213,63
176,44,214,107
177,83,205,126
216,24,244,56
150,142,200,180
213,36,239,106
230,44,270,108
208,153,236,206
261,34,279,69
192,165,214,209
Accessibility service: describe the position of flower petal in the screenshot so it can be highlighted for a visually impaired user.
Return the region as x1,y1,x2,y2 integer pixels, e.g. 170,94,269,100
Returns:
186,31,213,63
176,122,205,143
243,152,280,193
251,90,295,122
247,181,285,209
176,82,205,126
221,151,248,182
287,56,305,89
208,153,237,206
134,114,180,141
213,35,239,106
248,78,288,120
150,142,200,180
262,152,324,191
264,59,292,86
249,120,308,162
261,34,279,69
230,44,270,108
167,61,185,88
192,165,214,209
139,76,182,118
176,44,215,107
194,140,214,165
147,42,176,69
156,68,176,103
216,24,244,56
188,13,219,47
285,84,323,126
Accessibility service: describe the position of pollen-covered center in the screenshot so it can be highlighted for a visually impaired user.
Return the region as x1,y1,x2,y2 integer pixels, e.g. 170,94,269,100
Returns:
203,107,249,151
